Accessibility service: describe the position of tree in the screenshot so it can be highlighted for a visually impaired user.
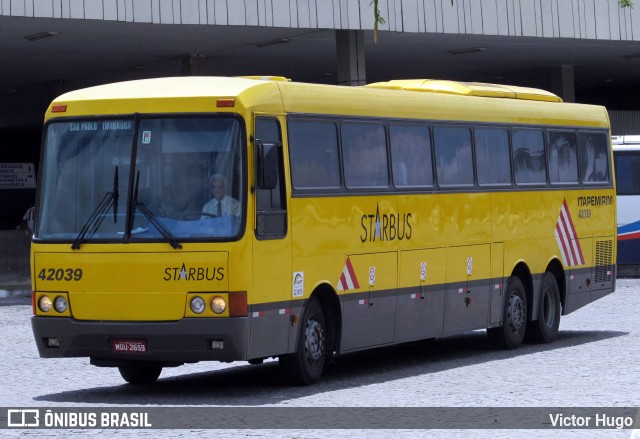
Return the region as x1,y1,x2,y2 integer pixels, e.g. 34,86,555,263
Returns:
372,0,633,43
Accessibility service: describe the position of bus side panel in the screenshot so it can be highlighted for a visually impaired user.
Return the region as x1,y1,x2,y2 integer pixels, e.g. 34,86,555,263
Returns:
617,233,640,266
395,248,446,343
563,237,593,315
563,188,616,314
340,252,397,351
443,244,492,334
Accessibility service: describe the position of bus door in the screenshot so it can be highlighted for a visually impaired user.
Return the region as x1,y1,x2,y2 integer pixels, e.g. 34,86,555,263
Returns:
443,245,492,334
248,116,292,359
395,248,446,343
489,243,505,325
340,252,397,351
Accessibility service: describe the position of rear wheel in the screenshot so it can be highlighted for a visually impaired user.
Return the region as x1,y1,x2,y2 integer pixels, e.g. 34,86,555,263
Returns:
487,276,528,349
526,272,561,343
118,365,162,385
280,297,326,385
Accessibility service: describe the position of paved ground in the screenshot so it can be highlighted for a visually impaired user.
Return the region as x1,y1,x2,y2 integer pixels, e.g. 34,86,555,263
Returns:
0,280,638,438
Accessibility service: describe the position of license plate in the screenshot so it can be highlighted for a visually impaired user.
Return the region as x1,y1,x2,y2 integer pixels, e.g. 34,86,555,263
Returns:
111,339,147,354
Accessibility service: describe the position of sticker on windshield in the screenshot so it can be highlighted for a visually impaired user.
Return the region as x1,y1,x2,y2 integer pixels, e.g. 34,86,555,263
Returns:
142,131,152,144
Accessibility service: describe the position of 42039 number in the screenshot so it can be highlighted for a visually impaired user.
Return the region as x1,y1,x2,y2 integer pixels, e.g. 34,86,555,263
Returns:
37,268,83,281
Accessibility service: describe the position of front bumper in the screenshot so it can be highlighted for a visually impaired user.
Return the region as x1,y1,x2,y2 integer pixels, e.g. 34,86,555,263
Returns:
31,316,249,365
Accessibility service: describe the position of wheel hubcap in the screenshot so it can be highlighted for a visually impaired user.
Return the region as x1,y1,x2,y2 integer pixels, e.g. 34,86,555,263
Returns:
304,318,324,363
507,294,525,332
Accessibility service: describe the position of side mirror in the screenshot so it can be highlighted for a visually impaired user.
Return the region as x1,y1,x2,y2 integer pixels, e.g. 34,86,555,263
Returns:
256,140,279,190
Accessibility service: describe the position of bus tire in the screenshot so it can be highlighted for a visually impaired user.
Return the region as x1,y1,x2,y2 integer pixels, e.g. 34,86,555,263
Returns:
118,365,162,385
526,272,561,343
487,276,528,349
280,297,326,385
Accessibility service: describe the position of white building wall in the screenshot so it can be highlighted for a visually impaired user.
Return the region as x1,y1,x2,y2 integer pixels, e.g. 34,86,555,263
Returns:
3,0,640,41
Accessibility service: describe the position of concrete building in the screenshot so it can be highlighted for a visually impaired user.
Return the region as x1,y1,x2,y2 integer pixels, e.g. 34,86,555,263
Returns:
2,0,640,286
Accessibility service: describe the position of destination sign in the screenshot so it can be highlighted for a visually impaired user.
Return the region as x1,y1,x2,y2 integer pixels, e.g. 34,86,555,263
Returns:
0,163,36,189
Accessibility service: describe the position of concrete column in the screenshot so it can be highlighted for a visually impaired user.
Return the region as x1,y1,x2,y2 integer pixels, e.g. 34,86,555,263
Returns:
181,54,203,76
550,65,575,103
336,30,366,86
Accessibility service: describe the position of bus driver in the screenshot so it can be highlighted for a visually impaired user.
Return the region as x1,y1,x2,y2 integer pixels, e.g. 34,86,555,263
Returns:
202,174,240,217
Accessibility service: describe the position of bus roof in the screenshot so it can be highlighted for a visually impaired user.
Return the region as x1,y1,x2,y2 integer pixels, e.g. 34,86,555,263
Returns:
365,79,563,102
54,76,278,101
48,76,610,129
613,135,640,151
612,135,640,145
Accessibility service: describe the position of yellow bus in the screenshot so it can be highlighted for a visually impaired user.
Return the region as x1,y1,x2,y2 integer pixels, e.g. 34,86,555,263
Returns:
31,76,616,385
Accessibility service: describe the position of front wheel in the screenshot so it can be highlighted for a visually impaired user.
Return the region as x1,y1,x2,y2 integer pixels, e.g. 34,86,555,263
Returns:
487,276,528,349
279,297,326,385
526,272,561,343
118,365,162,385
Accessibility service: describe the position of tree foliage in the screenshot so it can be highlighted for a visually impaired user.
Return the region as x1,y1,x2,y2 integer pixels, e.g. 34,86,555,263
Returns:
372,0,385,43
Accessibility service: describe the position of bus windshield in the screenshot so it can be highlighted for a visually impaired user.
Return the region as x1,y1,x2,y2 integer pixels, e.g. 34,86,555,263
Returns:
37,116,245,244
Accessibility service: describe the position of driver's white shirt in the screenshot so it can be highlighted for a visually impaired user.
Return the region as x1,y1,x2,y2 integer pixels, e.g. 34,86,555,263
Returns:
202,195,240,217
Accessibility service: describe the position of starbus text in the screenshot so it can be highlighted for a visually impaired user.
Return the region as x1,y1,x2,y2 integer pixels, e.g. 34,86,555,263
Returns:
360,212,412,243
163,264,225,281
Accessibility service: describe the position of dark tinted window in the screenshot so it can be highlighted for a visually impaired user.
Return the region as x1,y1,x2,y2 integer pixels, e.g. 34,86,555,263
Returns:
615,152,640,195
288,120,340,189
513,129,546,185
475,128,511,185
434,127,474,186
579,133,609,183
390,124,433,187
255,117,287,238
342,122,388,188
548,131,578,184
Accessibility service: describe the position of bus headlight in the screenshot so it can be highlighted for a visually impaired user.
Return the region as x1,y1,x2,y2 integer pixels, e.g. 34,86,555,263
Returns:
190,296,205,314
38,295,52,313
54,296,68,313
211,296,226,314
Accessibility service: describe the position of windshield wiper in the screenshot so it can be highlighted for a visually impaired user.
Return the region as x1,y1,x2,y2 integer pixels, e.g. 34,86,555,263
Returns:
132,171,182,249
71,166,119,250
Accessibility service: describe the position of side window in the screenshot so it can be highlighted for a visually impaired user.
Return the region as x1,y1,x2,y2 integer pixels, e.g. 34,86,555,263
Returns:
579,132,609,183
548,131,578,184
475,128,511,186
390,124,433,188
255,117,286,238
288,119,340,190
615,152,640,195
434,126,474,187
342,122,388,188
512,129,546,185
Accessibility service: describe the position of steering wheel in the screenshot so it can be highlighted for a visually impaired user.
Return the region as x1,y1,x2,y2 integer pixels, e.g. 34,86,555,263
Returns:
200,211,218,218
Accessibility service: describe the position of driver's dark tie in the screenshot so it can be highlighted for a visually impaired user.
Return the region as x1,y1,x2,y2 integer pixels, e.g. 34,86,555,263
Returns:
217,201,222,217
